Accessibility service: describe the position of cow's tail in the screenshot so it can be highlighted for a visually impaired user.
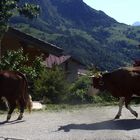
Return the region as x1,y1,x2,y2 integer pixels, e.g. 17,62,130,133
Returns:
23,74,33,113
17,71,33,113
27,94,33,113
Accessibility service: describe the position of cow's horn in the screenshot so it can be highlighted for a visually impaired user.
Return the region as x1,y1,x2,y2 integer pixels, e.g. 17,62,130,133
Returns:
97,73,102,76
89,75,95,78
101,70,108,75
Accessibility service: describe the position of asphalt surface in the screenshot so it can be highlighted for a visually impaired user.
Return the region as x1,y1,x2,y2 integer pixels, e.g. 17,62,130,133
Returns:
1,106,140,140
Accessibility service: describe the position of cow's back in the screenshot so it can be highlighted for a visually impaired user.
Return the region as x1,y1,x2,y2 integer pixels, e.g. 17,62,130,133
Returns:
102,67,140,97
0,71,25,98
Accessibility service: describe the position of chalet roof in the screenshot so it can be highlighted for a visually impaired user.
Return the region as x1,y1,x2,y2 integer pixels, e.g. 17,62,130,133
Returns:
5,27,63,56
44,54,71,68
44,54,85,68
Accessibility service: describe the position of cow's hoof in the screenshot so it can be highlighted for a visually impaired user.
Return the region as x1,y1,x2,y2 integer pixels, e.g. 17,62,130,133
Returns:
17,117,22,120
134,112,138,118
6,118,10,122
6,114,11,121
5,119,9,122
114,115,120,120
17,113,23,120
17,115,23,120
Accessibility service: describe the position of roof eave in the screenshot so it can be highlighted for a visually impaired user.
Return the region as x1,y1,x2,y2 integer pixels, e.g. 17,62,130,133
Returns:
7,27,63,56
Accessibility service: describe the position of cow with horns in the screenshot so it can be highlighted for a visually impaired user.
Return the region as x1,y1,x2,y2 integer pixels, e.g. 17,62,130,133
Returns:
0,71,32,121
91,67,140,119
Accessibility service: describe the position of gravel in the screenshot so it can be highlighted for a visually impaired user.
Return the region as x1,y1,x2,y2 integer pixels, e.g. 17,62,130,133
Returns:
0,105,140,140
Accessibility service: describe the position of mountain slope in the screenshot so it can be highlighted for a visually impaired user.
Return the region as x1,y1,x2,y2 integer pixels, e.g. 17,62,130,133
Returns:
11,0,140,70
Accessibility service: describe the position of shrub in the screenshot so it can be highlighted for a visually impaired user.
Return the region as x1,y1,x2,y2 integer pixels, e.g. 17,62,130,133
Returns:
34,66,68,103
92,91,117,104
68,75,92,103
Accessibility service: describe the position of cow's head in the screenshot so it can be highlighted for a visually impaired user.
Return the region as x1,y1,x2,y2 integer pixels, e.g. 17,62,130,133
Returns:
87,73,102,96
91,73,105,90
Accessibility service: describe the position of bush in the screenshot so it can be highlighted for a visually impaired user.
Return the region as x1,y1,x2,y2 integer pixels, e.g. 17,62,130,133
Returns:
34,66,68,103
98,91,117,102
68,73,117,104
91,91,117,104
68,75,92,103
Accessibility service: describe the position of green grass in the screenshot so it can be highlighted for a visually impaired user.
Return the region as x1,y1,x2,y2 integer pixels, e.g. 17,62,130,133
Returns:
44,102,118,112
2,101,139,115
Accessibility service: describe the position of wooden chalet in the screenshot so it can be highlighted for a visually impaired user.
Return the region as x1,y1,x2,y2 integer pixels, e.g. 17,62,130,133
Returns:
44,54,86,82
1,27,63,65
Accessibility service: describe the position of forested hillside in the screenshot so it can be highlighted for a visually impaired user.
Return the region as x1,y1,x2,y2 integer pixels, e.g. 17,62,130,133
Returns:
10,0,140,70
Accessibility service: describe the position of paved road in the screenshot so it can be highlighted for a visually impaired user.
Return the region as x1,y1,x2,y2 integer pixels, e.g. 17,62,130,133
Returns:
0,106,140,140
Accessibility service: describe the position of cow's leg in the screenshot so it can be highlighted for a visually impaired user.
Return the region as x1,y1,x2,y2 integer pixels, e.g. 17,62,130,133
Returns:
114,97,125,119
125,97,138,118
17,109,24,120
17,99,26,120
6,102,16,121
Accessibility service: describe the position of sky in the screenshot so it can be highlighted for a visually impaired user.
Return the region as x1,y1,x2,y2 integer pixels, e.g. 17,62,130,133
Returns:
83,0,140,25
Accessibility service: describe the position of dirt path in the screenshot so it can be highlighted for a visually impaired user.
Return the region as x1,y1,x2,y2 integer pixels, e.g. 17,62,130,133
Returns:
0,106,140,140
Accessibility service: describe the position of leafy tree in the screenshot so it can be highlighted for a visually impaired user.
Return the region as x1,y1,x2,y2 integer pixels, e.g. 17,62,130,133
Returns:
0,0,40,36
0,49,28,70
0,0,40,60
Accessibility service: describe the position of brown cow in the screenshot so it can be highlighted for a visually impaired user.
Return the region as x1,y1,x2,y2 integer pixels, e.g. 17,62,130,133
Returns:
0,71,32,121
91,67,140,119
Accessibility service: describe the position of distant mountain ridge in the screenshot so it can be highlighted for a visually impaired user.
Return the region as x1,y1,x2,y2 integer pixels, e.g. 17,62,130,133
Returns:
132,21,140,26
11,0,140,70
